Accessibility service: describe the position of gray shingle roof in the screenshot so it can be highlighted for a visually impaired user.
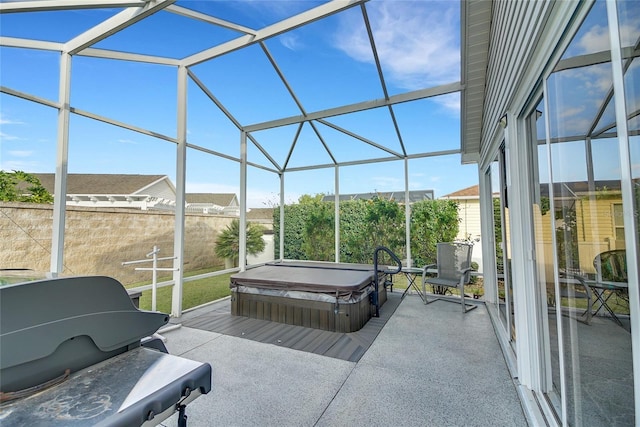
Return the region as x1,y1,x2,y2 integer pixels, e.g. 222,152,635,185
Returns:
322,190,434,204
246,208,274,220
442,185,479,198
32,173,167,195
186,193,236,206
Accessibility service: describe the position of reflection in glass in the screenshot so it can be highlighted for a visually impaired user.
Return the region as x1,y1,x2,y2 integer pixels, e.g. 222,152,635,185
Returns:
543,1,634,424
489,150,514,343
532,99,563,415
619,0,640,245
546,63,613,141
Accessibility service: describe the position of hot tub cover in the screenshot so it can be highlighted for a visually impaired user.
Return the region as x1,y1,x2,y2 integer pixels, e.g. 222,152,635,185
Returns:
230,261,377,294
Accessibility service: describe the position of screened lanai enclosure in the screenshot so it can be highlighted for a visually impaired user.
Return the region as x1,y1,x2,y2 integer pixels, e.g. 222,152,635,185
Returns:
0,0,476,317
4,1,640,425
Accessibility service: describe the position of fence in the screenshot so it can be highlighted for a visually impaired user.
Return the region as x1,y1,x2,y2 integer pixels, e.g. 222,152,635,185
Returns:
1,202,268,284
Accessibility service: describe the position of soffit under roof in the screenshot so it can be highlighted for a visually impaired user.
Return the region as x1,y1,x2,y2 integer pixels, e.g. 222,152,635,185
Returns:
461,0,492,163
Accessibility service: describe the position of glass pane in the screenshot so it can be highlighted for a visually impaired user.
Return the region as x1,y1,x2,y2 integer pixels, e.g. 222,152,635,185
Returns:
1,96,57,272
65,114,178,312
545,1,634,424
246,166,278,265
337,163,405,264
490,161,508,328
532,98,564,413
618,0,640,248
274,168,337,262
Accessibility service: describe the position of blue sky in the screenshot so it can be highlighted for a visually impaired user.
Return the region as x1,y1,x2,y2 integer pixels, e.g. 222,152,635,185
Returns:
0,0,479,207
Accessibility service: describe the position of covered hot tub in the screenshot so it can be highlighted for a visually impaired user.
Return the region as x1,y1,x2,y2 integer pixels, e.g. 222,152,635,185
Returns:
230,261,387,333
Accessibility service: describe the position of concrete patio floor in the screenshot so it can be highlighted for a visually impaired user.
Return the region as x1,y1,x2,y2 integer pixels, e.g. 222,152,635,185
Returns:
160,294,529,427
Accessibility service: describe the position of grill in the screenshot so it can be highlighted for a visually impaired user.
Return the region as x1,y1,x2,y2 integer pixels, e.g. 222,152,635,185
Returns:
0,273,211,426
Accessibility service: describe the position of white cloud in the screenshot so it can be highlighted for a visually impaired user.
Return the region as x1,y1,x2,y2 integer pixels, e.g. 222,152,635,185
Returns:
370,175,402,190
0,131,20,141
0,113,25,126
334,2,460,92
560,106,585,119
1,114,27,142
8,150,33,157
435,93,460,113
0,159,41,171
621,22,640,47
279,33,302,51
577,24,610,54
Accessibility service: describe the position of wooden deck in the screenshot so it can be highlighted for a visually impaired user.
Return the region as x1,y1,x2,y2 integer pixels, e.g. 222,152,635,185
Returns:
181,291,404,362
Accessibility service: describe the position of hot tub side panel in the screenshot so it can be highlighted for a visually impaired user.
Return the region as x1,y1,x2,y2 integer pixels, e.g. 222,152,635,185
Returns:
230,286,387,333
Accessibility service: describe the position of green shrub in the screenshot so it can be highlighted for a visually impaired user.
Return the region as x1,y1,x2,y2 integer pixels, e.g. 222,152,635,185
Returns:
410,199,460,266
214,219,266,266
0,170,53,203
274,194,460,267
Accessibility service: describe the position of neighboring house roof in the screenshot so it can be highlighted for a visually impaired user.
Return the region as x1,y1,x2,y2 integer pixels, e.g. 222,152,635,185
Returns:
32,173,170,195
540,180,622,198
246,208,274,221
25,174,242,214
322,190,434,204
441,185,501,200
185,193,239,215
441,181,626,202
186,193,237,207
25,173,177,211
442,185,480,199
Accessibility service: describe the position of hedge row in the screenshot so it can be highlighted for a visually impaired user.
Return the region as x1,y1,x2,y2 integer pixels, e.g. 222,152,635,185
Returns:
273,196,460,267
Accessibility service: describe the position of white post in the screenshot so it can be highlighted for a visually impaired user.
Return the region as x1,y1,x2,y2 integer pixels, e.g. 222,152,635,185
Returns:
50,52,72,273
280,173,285,260
239,131,247,271
404,158,411,268
151,245,158,312
172,64,187,317
334,165,340,263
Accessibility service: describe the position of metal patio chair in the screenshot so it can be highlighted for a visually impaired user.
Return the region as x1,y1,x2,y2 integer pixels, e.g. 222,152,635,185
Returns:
421,242,476,313
561,249,628,327
591,249,628,326
556,271,593,325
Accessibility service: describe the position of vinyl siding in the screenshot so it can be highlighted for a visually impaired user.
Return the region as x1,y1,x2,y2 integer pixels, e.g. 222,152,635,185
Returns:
142,180,176,200
481,0,553,153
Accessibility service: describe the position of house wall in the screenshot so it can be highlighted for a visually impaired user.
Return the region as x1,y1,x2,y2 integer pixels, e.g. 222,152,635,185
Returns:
1,202,272,285
535,195,624,281
247,234,275,265
452,198,484,272
456,198,482,241
140,179,176,200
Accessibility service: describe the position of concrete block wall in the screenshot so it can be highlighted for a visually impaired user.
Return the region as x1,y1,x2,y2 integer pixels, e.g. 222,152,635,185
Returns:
1,202,270,285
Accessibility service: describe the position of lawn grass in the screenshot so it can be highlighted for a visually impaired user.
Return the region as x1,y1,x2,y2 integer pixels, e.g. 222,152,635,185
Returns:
557,293,629,315
125,267,233,313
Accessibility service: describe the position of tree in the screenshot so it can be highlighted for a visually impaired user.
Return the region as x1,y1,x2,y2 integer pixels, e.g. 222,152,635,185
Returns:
214,219,266,267
0,170,53,203
410,199,460,267
342,196,405,264
273,193,328,260
301,198,334,261
274,194,461,267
